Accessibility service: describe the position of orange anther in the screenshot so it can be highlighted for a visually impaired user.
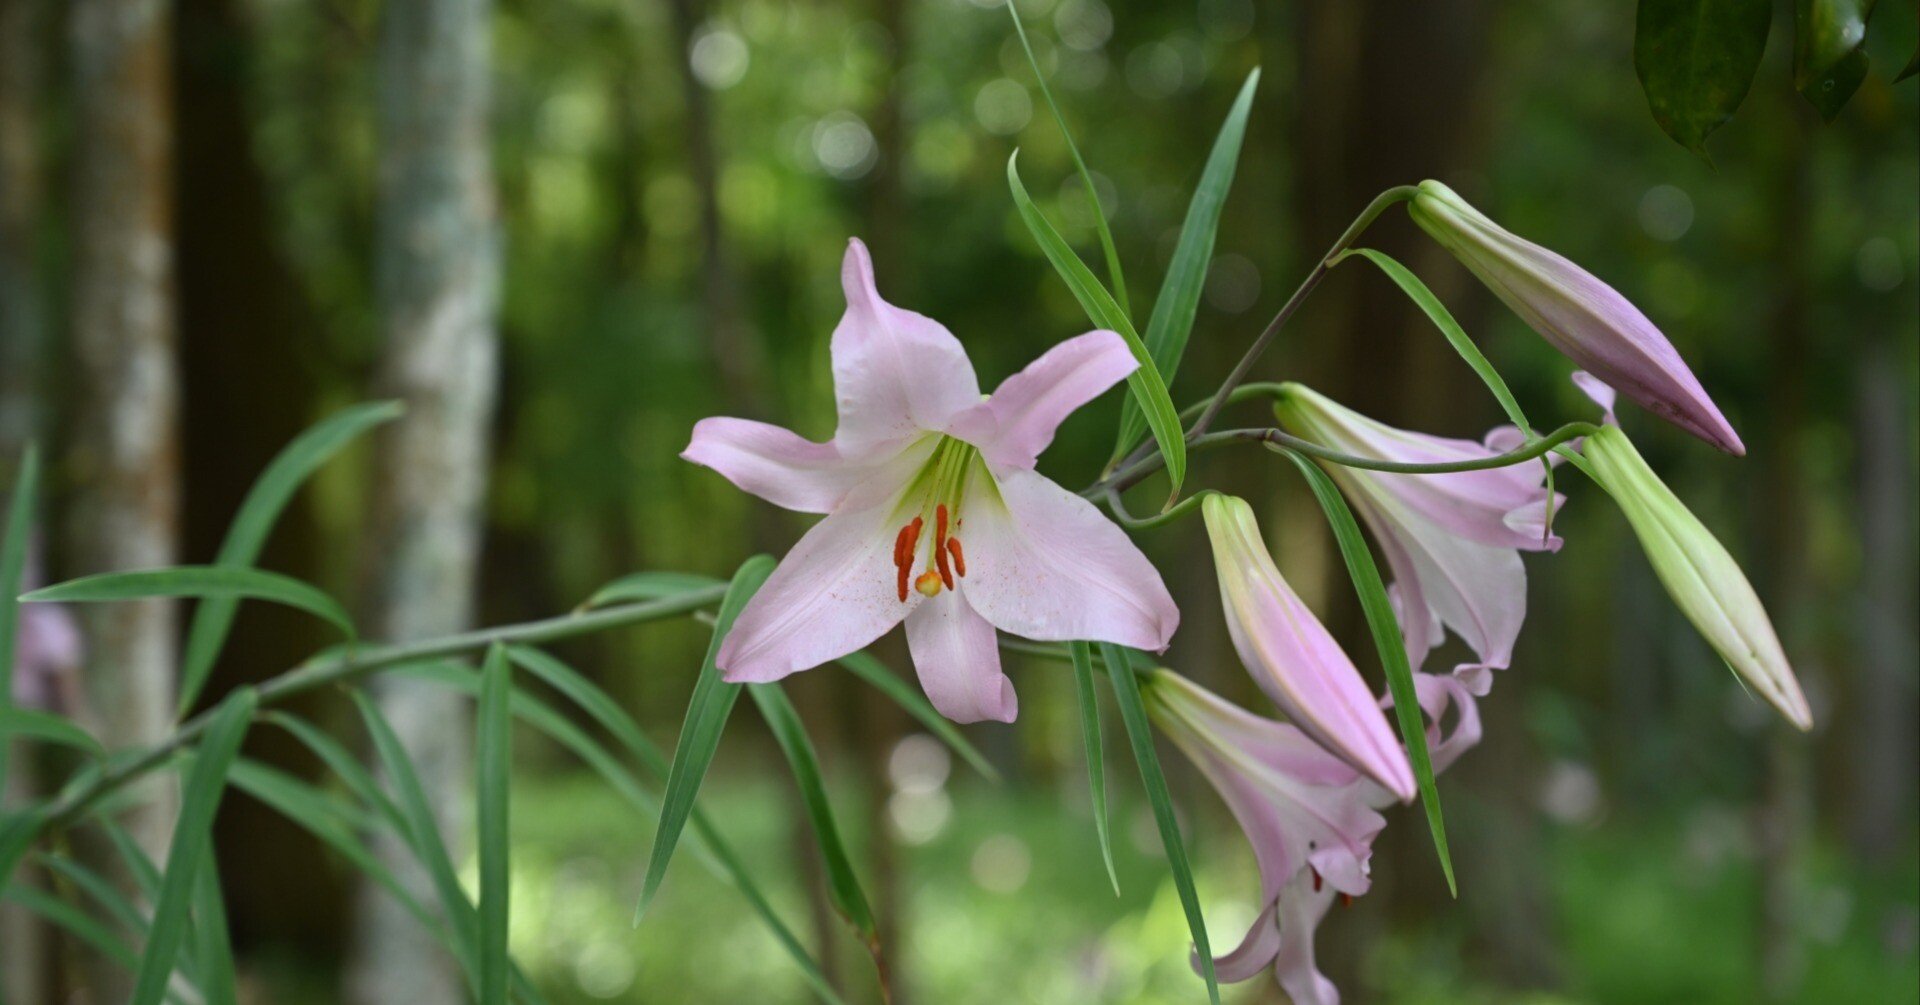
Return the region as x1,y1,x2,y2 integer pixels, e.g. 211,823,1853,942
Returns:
946,537,966,577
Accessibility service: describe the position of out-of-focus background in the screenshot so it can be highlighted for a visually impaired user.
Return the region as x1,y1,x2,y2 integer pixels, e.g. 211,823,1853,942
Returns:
1,0,1915,1001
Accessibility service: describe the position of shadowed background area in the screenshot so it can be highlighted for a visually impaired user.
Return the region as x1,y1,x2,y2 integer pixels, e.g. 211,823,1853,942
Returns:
0,0,1915,1001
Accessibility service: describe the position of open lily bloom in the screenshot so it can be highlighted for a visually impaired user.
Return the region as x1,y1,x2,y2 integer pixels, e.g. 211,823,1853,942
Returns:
683,239,1178,723
1146,669,1481,1004
1274,383,1562,695
1202,494,1415,801
1409,180,1744,455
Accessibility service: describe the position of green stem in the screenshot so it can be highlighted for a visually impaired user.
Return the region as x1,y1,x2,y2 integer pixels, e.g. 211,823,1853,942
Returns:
28,585,729,839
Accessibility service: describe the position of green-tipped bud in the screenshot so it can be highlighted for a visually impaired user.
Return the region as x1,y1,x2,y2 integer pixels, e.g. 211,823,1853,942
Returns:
1582,426,1811,730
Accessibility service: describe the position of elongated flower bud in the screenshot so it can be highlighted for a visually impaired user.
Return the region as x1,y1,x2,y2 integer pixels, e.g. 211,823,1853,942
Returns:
1202,494,1416,801
1409,180,1744,455
1582,426,1811,729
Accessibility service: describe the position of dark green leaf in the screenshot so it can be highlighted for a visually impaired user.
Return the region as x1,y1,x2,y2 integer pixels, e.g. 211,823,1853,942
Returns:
1794,0,1876,118
130,686,257,1005
4,883,138,969
1007,153,1187,502
477,644,512,1005
749,684,878,946
635,554,775,922
1273,447,1456,894
0,708,104,757
1069,642,1119,895
0,808,42,893
1896,46,1917,81
191,845,240,1005
0,444,40,786
263,711,410,837
835,651,998,782
1113,70,1261,464
1097,642,1219,1005
178,402,400,714
1634,0,1772,159
583,571,727,610
38,851,147,934
25,566,354,642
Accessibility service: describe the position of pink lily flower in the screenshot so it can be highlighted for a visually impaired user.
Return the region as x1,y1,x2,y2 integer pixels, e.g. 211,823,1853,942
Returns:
1274,383,1562,695
1146,669,1482,1004
1409,180,1744,455
683,239,1178,723
1201,493,1415,801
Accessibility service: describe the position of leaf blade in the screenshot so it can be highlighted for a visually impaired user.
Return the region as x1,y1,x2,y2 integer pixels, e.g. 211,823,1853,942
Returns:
0,444,41,787
1634,0,1772,159
1068,642,1119,895
1793,0,1875,119
25,566,354,642
582,571,727,611
476,644,512,1005
0,708,104,757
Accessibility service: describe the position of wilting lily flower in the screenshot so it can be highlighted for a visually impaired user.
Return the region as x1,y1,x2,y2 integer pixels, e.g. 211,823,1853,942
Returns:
683,239,1178,723
1274,383,1561,695
1580,423,1812,730
1408,180,1744,455
1145,669,1481,1005
1202,494,1414,801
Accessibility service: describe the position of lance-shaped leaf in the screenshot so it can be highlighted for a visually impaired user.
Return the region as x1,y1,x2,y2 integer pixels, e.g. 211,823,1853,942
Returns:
635,554,775,922
130,686,257,1005
191,845,240,1005
1634,0,1772,160
582,571,727,610
25,567,354,642
1272,447,1456,895
1112,70,1260,464
1098,642,1219,1005
749,683,879,952
476,644,512,1005
1794,0,1877,119
0,708,104,758
0,444,40,785
177,401,400,713
1069,641,1119,895
1008,153,1186,501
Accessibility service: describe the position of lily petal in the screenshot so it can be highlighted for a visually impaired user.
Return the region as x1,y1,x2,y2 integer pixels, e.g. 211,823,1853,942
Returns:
904,590,1016,724
831,239,981,454
948,330,1138,470
682,417,875,514
1273,875,1343,1005
1363,491,1526,695
957,466,1178,650
1199,901,1283,984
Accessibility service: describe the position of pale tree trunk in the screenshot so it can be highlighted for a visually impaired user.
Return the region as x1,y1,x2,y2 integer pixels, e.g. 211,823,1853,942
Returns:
344,0,500,1001
0,0,48,996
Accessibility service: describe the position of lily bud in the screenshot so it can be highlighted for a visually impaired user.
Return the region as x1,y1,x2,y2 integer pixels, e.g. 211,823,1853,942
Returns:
1409,180,1745,455
1581,425,1811,730
1202,494,1416,801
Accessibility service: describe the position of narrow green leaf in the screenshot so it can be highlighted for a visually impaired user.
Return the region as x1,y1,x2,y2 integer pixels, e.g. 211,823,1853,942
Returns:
1068,642,1119,895
1097,642,1219,1005
1333,247,1556,525
353,687,482,988
0,444,41,787
38,851,147,934
1006,2,1129,317
191,846,240,1005
834,651,999,782
1008,153,1187,501
0,708,105,757
749,683,878,944
178,401,401,714
25,567,354,641
230,758,382,834
1634,0,1772,160
1113,70,1261,463
501,647,849,1005
1274,447,1456,894
477,644,512,1005
0,808,42,893
130,686,257,1005
583,571,727,610
99,816,164,896
635,553,775,922
1794,0,1876,119
264,711,410,837
4,882,139,969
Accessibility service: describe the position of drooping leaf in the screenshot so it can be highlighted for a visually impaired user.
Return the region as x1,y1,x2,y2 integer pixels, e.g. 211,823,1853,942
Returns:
1273,447,1456,895
835,651,998,782
1008,153,1187,502
25,567,354,642
1006,1,1130,317
130,686,257,1005
582,571,727,610
635,554,775,922
0,707,105,758
1634,0,1772,159
0,444,40,786
1097,642,1219,1005
178,401,401,714
1068,641,1119,895
1794,0,1877,118
1112,70,1261,464
749,684,878,949
476,644,512,1005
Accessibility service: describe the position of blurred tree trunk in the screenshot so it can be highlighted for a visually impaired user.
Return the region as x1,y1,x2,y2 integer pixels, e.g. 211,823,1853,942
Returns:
345,0,500,1001
0,0,49,995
